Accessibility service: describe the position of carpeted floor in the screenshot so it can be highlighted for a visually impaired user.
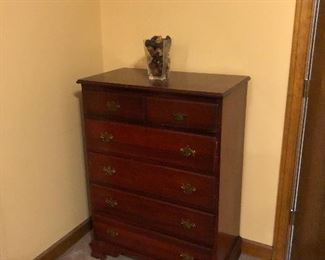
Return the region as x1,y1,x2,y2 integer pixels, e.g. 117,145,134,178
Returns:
58,233,259,260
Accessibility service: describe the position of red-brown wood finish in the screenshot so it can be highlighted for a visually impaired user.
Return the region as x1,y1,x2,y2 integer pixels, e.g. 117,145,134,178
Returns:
88,152,216,212
85,119,217,174
91,184,215,246
77,68,249,259
92,215,211,260
77,68,249,98
146,97,220,133
83,90,145,123
215,82,248,259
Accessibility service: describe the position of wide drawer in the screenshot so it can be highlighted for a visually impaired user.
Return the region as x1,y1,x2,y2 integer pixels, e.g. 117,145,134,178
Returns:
88,152,216,212
91,185,215,246
83,90,144,122
85,119,217,174
147,97,219,133
93,215,211,260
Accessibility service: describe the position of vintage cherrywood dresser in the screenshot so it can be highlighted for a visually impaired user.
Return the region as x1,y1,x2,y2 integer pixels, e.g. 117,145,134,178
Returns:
77,68,250,260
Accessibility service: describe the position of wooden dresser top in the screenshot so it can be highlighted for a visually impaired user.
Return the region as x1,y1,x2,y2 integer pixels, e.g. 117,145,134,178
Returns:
77,68,250,98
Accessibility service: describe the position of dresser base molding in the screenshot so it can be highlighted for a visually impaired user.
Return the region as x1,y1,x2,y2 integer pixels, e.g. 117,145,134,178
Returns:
90,240,147,260
90,239,242,260
90,230,241,260
90,236,272,260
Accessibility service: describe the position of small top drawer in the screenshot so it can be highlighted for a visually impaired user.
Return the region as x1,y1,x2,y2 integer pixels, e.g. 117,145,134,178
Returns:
146,97,219,133
83,90,144,122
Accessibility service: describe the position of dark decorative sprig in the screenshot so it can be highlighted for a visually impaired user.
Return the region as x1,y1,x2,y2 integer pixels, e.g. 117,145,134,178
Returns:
144,35,172,78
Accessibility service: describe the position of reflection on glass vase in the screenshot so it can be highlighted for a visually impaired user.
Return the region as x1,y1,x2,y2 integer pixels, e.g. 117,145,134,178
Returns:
144,35,172,81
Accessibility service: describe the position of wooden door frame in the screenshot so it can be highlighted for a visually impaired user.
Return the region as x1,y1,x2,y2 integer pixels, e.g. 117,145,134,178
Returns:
272,0,316,259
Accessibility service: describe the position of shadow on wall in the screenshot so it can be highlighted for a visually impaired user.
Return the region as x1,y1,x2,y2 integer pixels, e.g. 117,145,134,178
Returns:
74,91,92,213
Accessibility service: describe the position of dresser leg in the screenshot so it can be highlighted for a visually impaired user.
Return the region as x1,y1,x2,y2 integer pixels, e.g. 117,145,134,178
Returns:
90,240,106,259
90,240,120,259
91,251,106,260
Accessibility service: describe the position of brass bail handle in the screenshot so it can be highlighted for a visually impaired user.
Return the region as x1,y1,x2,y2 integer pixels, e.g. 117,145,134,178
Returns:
180,219,196,230
106,228,119,238
180,253,194,260
106,100,121,112
181,183,197,194
172,112,187,122
105,197,118,208
100,132,114,143
180,145,196,158
103,166,116,176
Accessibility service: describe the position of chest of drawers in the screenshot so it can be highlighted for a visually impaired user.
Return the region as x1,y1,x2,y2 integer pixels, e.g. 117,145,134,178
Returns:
77,68,249,260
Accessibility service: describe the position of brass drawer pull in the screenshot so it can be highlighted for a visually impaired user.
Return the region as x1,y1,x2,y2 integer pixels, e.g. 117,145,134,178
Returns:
181,183,197,194
180,145,196,158
172,112,187,122
180,253,194,260
106,100,120,112
105,197,118,208
106,228,119,238
100,132,114,143
103,166,116,176
180,219,196,230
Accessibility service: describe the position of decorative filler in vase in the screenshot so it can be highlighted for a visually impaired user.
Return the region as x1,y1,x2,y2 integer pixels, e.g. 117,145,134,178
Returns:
144,35,172,81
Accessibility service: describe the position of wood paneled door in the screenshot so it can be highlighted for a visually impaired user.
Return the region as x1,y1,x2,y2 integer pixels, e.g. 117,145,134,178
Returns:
289,1,325,259
273,0,325,259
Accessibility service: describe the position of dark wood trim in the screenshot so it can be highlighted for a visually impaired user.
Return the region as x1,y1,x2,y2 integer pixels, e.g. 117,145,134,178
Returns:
272,1,315,260
242,239,272,260
34,218,92,260
227,237,242,260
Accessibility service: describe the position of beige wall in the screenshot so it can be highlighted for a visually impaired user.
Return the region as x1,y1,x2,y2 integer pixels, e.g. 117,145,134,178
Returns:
100,0,296,245
0,1,102,259
0,1,296,258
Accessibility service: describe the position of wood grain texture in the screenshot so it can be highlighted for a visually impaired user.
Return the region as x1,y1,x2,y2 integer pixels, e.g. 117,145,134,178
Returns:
88,152,216,212
146,96,220,133
242,239,273,260
272,1,315,259
291,1,325,259
91,184,215,247
77,68,250,98
92,215,211,260
218,82,247,237
85,119,217,174
77,68,249,259
212,81,247,259
83,89,145,123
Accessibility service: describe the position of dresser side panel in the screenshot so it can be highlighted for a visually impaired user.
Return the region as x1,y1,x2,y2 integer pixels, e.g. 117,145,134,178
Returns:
218,82,247,237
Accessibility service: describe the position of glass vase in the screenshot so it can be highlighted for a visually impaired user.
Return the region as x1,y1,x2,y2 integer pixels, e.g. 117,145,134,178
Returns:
144,37,171,81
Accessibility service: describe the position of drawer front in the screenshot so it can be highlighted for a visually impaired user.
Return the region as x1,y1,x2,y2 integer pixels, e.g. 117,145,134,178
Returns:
91,185,215,246
93,215,211,260
88,152,216,212
147,97,219,133
83,90,144,122
85,119,217,174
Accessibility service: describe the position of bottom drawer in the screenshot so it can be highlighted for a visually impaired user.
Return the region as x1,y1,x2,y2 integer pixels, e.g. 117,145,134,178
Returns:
93,215,211,260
